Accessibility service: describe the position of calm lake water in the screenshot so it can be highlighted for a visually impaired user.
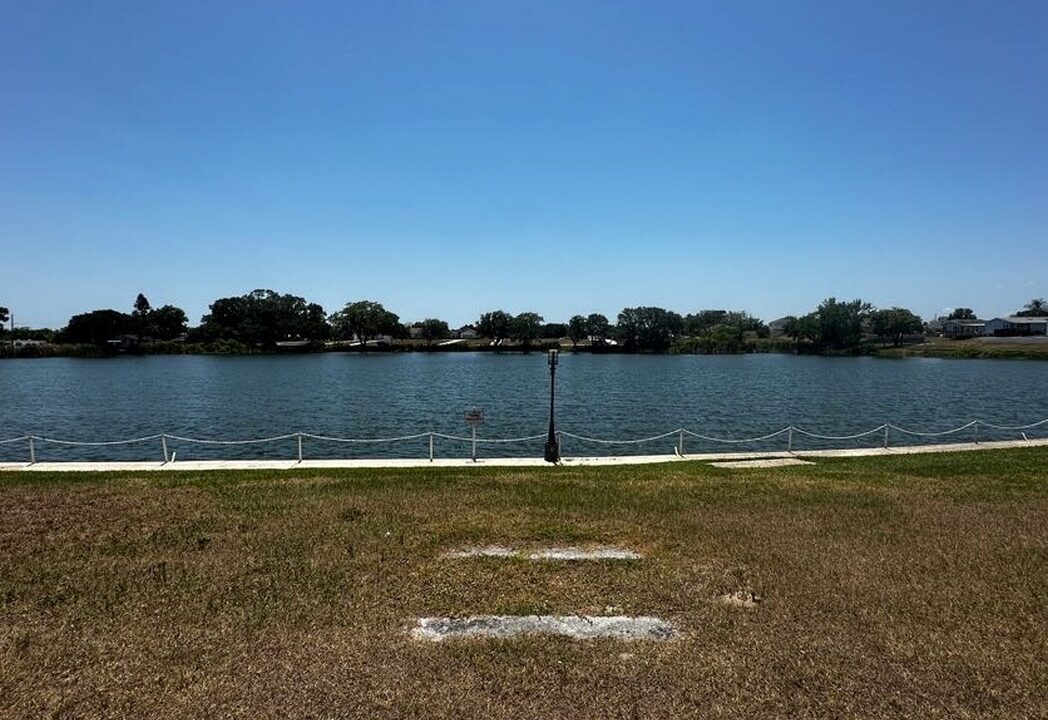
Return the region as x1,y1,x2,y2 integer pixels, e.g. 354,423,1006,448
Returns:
1,353,1046,461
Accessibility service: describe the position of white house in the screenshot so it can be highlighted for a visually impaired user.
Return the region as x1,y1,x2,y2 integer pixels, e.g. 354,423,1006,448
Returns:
983,316,1048,337
942,319,986,338
455,325,478,340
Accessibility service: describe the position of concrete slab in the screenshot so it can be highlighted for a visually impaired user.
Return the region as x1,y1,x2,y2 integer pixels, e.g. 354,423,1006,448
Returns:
412,615,675,641
442,546,642,560
710,458,815,469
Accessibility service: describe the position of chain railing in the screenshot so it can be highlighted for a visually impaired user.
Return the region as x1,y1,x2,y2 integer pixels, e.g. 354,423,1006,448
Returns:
2,417,1045,464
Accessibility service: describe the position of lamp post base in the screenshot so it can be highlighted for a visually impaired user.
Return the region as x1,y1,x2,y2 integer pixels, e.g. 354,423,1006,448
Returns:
544,440,560,463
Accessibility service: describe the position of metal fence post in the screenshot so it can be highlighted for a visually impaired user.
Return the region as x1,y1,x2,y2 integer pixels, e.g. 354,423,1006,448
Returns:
974,421,980,445
787,426,794,453
883,423,890,449
28,436,36,464
429,432,434,462
677,429,684,457
471,426,477,463
557,430,562,459
161,434,169,463
297,432,303,462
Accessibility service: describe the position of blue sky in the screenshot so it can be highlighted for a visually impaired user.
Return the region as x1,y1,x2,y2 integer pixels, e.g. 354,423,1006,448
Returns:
2,0,1045,328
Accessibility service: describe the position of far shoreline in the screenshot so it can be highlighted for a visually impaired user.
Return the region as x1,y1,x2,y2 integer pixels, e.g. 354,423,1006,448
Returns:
3,337,1048,361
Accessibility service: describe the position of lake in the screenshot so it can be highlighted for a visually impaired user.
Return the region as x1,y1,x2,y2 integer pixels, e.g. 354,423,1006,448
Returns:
1,353,1046,461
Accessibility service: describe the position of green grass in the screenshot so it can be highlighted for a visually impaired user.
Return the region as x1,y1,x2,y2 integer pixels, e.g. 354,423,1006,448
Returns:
2,449,1047,718
874,337,1048,360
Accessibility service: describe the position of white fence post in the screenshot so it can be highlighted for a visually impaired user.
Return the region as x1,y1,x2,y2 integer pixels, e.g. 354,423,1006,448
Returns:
161,434,169,463
787,426,794,452
28,436,36,464
429,432,434,462
297,432,303,462
471,426,477,463
677,429,684,457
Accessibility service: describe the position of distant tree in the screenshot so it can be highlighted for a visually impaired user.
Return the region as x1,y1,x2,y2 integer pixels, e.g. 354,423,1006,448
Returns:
510,312,544,348
722,311,768,337
616,306,684,352
567,315,588,348
683,310,727,336
59,309,133,346
542,322,567,339
0,306,8,336
133,293,151,316
947,307,977,320
477,310,513,346
791,313,822,346
586,313,610,345
870,307,924,346
329,300,399,350
705,322,745,351
198,289,330,347
813,297,872,350
418,318,450,346
150,305,189,341
1017,298,1048,317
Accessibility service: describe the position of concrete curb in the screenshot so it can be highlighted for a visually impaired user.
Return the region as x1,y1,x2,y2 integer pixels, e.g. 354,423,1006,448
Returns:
1,438,1045,472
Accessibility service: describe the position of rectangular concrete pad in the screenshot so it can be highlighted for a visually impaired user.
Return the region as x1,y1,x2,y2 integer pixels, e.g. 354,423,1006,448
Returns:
442,546,641,560
710,458,816,469
413,615,675,641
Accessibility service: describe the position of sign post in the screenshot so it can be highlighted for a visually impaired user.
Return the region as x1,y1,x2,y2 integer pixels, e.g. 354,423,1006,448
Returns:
464,408,485,462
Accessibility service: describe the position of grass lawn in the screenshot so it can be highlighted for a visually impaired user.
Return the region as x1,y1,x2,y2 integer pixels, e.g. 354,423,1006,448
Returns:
2,450,1046,719
875,337,1048,360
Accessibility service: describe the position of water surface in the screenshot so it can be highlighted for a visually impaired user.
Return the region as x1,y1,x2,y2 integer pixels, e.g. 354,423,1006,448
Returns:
1,353,1045,460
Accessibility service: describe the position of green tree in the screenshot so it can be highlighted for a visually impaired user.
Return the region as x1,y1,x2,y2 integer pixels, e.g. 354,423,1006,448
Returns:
151,305,189,341
683,310,727,336
586,313,610,345
418,318,450,346
197,289,330,347
616,306,684,352
870,307,924,346
808,297,872,350
1017,298,1047,317
0,306,8,337
567,315,588,348
329,300,400,350
541,322,567,339
510,312,544,348
477,310,513,346
948,307,976,320
133,293,151,316
59,309,133,346
704,322,745,351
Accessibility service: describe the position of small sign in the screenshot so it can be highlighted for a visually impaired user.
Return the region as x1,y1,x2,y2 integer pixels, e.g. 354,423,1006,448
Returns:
464,408,485,426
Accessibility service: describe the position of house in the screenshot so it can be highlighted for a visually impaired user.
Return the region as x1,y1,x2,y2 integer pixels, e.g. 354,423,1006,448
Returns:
455,325,479,340
942,319,986,338
983,316,1048,337
768,317,792,337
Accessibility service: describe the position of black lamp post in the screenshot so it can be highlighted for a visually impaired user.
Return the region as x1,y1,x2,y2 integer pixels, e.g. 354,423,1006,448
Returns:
544,348,560,463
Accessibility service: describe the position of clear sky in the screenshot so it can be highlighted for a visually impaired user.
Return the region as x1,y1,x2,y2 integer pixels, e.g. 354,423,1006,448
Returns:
2,0,1045,328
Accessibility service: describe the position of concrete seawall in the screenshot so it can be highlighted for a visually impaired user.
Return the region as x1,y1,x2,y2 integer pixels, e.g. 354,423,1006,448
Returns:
1,437,1045,472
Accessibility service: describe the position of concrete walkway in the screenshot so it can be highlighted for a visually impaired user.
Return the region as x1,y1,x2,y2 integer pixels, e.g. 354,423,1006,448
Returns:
0,438,1045,472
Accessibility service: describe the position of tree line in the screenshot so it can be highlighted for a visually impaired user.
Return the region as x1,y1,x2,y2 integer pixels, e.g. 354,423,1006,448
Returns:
2,292,1045,354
